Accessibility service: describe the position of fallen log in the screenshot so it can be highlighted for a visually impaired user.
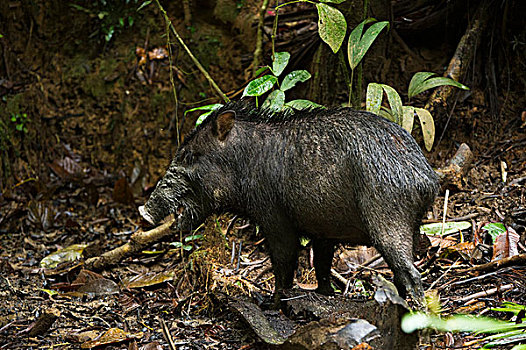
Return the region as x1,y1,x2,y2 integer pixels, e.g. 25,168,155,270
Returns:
84,218,176,271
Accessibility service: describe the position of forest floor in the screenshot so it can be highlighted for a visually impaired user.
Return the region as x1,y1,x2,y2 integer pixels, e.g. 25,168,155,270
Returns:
1,2,526,349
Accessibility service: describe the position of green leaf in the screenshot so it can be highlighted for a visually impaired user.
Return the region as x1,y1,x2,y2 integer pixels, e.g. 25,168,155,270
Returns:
185,103,224,116
484,333,526,348
137,0,152,11
262,90,285,112
195,111,213,127
285,99,323,110
105,26,114,42
348,20,389,70
511,344,526,350
281,70,311,91
119,17,125,27
254,66,270,76
319,0,346,3
408,72,435,98
381,84,403,125
408,72,469,99
272,52,290,77
40,288,59,296
401,312,516,334
482,223,507,241
184,234,203,242
366,82,383,115
300,237,311,247
170,241,183,248
185,104,224,127
491,302,526,315
316,3,347,53
242,75,278,97
401,106,415,133
420,221,471,236
414,107,435,151
378,107,394,122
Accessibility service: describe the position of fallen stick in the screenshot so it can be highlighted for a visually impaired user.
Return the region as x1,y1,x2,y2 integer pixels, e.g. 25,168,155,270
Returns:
467,253,526,273
457,283,514,303
435,143,473,190
85,218,176,271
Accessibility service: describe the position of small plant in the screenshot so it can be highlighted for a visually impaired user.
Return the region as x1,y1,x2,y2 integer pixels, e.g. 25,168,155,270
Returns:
70,0,142,42
187,52,321,127
365,72,469,151
242,51,320,111
347,18,389,106
10,112,29,133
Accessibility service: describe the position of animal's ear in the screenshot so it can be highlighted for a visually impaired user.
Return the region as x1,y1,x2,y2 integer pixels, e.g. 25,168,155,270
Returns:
215,110,236,141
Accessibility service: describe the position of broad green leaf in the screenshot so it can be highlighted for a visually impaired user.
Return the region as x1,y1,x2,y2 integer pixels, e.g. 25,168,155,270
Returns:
281,70,311,91
401,312,515,334
381,84,403,125
348,20,389,69
401,106,415,133
366,83,383,115
242,75,278,97
420,221,471,236
319,0,346,3
348,20,367,69
262,90,285,112
40,244,87,269
414,107,435,151
316,3,347,53
408,72,435,98
408,72,469,99
285,99,323,110
511,344,526,350
482,223,507,241
272,52,290,76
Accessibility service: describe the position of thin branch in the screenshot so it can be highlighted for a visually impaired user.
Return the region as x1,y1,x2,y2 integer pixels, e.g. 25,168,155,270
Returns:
252,0,271,77
154,0,229,103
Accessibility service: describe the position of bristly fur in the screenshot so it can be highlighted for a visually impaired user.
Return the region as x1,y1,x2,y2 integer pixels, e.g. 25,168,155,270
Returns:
145,98,440,309
183,99,342,145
